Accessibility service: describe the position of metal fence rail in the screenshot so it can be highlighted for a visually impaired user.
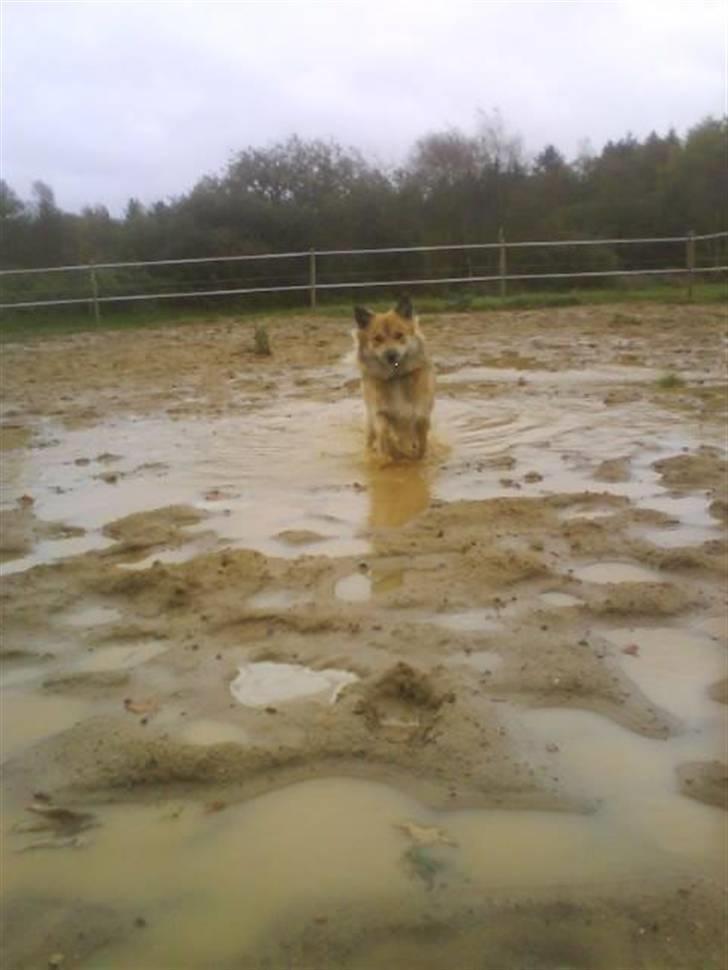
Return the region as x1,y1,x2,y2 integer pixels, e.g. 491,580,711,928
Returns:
1,230,726,315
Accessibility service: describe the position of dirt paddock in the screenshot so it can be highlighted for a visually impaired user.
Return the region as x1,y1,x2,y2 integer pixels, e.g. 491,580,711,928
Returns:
1,303,726,969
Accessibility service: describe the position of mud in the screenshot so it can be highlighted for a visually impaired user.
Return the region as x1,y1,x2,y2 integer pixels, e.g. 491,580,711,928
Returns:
1,303,726,969
677,760,728,810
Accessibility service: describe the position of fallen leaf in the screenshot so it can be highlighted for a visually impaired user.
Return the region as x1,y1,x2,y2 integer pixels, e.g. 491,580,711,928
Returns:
395,821,457,847
22,803,97,835
203,801,227,815
18,494,34,507
622,644,640,657
124,697,160,717
15,835,89,853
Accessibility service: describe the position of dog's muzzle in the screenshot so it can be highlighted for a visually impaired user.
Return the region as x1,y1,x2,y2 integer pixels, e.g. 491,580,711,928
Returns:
384,349,401,369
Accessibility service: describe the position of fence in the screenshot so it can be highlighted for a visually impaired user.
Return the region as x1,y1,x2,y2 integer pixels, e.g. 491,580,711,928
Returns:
0,230,726,317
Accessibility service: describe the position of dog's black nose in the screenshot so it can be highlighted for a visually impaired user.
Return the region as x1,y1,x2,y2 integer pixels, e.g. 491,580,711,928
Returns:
384,349,400,366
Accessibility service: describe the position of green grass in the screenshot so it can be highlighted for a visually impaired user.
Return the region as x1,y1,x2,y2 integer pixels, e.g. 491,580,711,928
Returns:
1,281,725,342
656,372,686,390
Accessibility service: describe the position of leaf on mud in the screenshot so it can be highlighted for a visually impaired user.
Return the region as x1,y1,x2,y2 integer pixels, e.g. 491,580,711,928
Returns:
15,835,89,853
18,494,34,507
622,643,640,657
124,697,160,716
402,845,447,889
395,821,457,847
203,488,237,501
203,800,227,815
20,803,98,835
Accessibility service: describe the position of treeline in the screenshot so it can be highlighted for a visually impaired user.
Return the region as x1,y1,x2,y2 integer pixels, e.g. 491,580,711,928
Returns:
1,114,726,305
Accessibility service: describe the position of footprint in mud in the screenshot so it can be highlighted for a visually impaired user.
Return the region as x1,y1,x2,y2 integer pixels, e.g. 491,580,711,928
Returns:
354,662,452,740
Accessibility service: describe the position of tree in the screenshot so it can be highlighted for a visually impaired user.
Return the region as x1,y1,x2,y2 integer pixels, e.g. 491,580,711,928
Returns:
0,180,25,219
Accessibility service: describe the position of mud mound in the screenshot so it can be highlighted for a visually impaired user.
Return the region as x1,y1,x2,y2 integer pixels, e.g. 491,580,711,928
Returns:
102,504,208,553
652,447,727,493
593,457,631,483
677,760,728,810
43,670,131,693
587,582,698,616
0,506,84,562
482,628,678,739
643,540,728,575
707,678,728,704
354,663,452,740
372,496,558,556
95,547,270,615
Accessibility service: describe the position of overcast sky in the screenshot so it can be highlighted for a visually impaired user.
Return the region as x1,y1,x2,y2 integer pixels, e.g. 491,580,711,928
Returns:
2,0,726,215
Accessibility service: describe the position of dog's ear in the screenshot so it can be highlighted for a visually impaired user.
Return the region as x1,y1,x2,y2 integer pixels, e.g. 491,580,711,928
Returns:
395,294,414,319
354,306,374,329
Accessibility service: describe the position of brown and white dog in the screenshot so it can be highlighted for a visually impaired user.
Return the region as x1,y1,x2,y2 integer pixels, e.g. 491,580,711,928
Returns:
353,295,435,461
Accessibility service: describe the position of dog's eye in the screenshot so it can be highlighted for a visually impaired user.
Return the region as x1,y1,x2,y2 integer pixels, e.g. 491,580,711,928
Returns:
373,335,384,345
394,332,404,341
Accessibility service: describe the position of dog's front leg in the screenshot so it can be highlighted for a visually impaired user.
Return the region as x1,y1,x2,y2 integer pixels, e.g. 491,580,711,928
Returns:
375,412,401,460
413,417,430,459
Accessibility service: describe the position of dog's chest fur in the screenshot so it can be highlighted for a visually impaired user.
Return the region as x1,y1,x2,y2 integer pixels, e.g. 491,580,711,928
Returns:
363,366,433,422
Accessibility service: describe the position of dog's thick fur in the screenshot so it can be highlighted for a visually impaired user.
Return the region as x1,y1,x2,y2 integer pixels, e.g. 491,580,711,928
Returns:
353,295,435,461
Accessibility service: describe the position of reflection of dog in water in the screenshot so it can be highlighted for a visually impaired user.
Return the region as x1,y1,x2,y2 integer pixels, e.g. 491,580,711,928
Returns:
353,295,435,461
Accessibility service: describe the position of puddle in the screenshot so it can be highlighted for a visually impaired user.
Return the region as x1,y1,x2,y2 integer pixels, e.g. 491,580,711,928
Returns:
60,604,123,628
430,610,502,633
503,620,727,864
2,772,725,970
639,525,717,548
0,689,97,760
372,569,405,594
602,627,727,722
439,364,667,386
539,591,585,607
176,719,250,746
335,572,372,602
72,640,168,673
513,707,725,864
1,388,724,576
448,650,503,674
246,589,312,610
366,461,432,528
0,533,114,577
560,506,618,521
0,406,372,565
229,662,358,707
116,536,221,571
573,561,662,584
694,616,727,642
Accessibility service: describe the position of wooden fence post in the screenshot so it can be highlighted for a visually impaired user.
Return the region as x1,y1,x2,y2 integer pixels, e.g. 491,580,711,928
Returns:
309,249,317,309
498,227,507,298
686,230,695,300
89,264,100,322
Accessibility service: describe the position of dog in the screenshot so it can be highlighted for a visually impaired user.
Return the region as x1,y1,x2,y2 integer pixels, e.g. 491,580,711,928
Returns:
353,295,435,461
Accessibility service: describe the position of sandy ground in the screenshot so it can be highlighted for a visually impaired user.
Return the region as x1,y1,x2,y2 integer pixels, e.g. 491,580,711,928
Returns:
0,302,727,969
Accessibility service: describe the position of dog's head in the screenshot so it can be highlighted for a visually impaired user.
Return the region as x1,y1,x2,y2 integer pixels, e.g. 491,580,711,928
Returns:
353,295,426,380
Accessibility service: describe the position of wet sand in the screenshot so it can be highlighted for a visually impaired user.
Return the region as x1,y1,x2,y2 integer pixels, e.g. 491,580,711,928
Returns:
1,303,726,969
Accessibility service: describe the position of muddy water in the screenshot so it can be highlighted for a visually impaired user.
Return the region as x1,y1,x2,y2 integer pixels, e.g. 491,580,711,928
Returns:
1,321,727,969
3,756,723,969
2,370,724,567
